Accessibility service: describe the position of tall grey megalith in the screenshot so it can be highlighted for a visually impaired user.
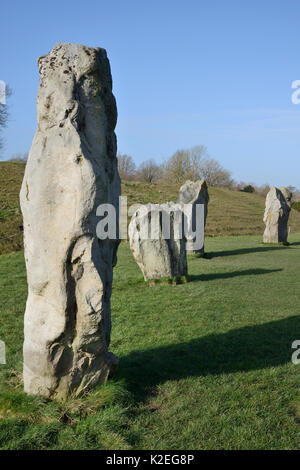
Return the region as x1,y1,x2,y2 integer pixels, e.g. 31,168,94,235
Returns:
177,180,209,255
20,43,121,400
263,186,291,244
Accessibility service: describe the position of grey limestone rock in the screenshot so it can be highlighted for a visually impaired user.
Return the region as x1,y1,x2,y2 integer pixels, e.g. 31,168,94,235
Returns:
128,202,187,282
263,186,291,243
20,43,121,400
177,180,209,254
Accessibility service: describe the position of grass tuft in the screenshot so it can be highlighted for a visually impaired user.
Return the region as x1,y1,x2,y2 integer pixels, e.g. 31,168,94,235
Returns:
147,275,189,286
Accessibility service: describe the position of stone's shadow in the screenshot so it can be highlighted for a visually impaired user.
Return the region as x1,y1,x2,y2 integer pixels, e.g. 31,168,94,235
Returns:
189,268,282,283
205,244,298,259
117,316,300,401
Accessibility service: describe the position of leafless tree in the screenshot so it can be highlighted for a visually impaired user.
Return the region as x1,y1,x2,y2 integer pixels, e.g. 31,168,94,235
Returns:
189,145,208,177
163,146,208,184
117,153,136,181
137,159,161,183
162,145,234,187
163,149,191,183
199,158,234,187
0,86,12,155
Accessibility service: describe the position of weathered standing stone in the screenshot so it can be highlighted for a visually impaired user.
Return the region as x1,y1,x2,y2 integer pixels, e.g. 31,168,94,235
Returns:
128,203,187,282
177,180,209,255
20,43,121,400
263,186,292,243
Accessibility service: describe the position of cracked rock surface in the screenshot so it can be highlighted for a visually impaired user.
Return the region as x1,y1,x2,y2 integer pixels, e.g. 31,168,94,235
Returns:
20,43,120,400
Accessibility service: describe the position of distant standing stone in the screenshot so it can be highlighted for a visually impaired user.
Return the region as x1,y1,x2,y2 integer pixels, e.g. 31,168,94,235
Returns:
263,186,292,243
128,203,187,282
20,43,121,400
177,180,209,255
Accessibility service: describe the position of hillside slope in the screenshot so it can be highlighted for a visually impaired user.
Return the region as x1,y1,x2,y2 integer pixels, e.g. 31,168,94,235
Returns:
1,161,300,255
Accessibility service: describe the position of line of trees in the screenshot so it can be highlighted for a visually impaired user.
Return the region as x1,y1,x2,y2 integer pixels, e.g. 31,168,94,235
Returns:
117,147,300,198
118,146,235,188
4,137,300,199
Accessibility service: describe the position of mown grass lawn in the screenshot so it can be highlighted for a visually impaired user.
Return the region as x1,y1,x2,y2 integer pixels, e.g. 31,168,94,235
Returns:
0,235,299,449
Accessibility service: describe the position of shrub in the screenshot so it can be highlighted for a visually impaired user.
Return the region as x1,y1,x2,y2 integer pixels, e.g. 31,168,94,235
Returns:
241,185,255,193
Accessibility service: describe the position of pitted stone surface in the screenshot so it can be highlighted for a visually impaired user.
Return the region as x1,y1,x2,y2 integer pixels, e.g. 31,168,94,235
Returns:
20,43,121,400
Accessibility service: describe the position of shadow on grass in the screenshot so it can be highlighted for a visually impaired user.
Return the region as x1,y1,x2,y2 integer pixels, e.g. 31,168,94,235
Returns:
205,244,299,259
118,315,300,401
189,268,282,282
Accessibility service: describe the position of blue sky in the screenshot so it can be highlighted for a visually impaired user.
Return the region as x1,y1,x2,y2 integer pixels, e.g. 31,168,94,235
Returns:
1,0,300,187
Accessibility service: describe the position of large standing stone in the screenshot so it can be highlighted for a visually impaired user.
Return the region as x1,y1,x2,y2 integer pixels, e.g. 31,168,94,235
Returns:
128,203,187,282
20,43,121,400
263,186,292,243
177,180,209,255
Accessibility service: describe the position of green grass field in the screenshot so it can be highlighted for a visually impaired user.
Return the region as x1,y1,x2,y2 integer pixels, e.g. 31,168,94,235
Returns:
0,235,299,449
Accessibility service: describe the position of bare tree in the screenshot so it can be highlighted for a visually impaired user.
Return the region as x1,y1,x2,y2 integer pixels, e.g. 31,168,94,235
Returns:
162,149,191,184
189,145,208,177
199,158,234,187
117,153,136,181
163,146,207,184
162,145,234,187
137,159,161,183
0,86,11,156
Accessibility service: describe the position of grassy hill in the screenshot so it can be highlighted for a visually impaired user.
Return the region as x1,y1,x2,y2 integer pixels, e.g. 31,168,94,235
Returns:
1,161,300,255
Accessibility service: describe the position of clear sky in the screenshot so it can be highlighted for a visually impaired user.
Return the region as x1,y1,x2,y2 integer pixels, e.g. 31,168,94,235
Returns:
1,0,300,187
